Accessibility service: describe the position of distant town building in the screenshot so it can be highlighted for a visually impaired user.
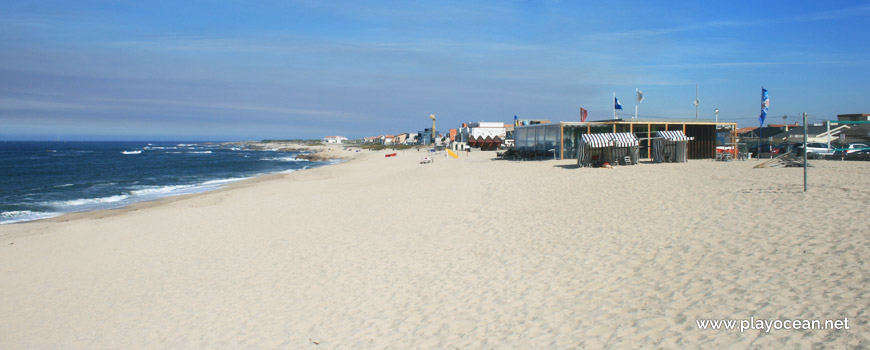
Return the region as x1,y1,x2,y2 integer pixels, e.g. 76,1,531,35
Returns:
383,135,395,145
394,133,409,145
363,136,380,144
514,119,550,126
323,136,348,144
418,128,433,145
837,114,870,122
459,122,507,150
837,114,870,142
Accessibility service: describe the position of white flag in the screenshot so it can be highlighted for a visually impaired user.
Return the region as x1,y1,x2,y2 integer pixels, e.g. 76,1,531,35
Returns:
637,89,644,104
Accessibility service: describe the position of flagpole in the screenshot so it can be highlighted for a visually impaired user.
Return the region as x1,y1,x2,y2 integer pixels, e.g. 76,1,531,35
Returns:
635,88,638,120
758,86,762,160
613,92,616,120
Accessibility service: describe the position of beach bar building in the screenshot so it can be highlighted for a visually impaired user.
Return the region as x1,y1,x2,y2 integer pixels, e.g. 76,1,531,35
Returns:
513,119,736,160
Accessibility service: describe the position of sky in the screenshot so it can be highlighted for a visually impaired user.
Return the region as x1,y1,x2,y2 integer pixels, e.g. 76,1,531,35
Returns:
1,0,868,141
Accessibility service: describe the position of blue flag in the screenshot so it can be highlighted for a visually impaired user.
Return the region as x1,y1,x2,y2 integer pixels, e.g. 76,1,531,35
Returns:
614,97,623,110
759,87,769,127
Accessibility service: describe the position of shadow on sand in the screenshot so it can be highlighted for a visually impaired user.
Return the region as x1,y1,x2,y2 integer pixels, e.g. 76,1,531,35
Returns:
553,164,581,169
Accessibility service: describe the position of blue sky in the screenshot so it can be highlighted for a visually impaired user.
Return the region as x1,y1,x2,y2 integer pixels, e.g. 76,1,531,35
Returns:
1,0,868,141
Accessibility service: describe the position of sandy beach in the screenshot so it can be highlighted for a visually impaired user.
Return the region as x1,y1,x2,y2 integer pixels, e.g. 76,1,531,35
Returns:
1,149,868,348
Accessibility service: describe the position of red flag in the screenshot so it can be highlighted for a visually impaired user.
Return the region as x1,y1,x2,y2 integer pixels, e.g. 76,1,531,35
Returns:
580,107,588,122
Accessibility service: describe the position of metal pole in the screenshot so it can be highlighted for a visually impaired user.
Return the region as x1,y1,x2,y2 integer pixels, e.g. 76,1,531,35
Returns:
757,86,762,160
694,84,699,120
756,132,760,161
803,112,808,192
769,136,773,159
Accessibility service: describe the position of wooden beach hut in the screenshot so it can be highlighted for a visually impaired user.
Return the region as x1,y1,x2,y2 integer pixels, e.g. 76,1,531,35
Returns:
577,133,613,167
611,132,640,165
652,130,694,163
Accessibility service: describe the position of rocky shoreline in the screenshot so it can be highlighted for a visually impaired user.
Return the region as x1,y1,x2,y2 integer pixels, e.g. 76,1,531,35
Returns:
220,141,350,161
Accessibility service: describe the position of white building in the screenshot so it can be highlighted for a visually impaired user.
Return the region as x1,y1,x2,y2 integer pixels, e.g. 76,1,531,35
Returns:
467,122,506,139
382,135,395,145
459,122,507,150
324,136,348,144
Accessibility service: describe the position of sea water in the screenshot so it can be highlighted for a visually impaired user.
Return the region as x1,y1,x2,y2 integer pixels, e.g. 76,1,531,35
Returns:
0,141,336,224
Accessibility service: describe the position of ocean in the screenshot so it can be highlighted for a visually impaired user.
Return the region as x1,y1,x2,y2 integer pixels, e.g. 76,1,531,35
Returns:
0,141,337,224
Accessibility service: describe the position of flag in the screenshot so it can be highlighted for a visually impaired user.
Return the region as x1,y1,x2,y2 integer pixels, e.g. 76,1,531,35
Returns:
637,89,644,104
514,115,518,126
759,87,769,126
580,107,588,122
614,97,623,110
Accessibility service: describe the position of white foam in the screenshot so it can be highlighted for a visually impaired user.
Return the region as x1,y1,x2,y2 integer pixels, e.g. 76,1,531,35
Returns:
130,185,197,196
188,151,212,154
129,177,250,199
261,156,308,162
0,210,60,224
6,155,339,224
54,194,131,207
201,177,250,186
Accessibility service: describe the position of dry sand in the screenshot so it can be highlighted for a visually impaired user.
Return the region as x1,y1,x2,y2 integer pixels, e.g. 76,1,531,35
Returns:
1,149,869,349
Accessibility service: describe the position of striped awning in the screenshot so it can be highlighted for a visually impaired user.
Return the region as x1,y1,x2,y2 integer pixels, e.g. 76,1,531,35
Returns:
611,132,639,147
656,130,694,141
580,133,612,148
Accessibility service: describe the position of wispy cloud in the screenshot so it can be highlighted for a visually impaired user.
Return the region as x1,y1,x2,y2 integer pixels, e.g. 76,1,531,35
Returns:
632,59,866,69
787,4,870,22
288,0,513,23
0,95,357,121
581,4,870,41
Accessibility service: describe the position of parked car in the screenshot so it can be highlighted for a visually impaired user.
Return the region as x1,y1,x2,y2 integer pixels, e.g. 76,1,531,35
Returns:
793,142,834,159
833,144,870,158
844,143,869,154
748,143,780,158
834,149,870,160
849,149,870,161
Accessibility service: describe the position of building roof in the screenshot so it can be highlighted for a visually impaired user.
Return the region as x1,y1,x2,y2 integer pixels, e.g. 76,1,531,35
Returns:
584,118,719,124
738,126,787,138
784,126,830,136
736,127,758,134
838,114,870,118
738,125,833,139
766,123,800,128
